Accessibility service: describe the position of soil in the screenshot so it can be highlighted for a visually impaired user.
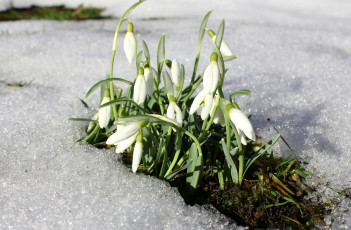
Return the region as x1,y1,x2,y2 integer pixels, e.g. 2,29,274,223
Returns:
169,171,331,229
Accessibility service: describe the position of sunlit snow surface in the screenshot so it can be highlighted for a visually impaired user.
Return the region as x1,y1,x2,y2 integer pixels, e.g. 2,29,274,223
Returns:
1,0,351,229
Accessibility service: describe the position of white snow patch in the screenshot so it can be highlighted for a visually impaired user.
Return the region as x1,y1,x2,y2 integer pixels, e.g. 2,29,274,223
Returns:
1,0,351,229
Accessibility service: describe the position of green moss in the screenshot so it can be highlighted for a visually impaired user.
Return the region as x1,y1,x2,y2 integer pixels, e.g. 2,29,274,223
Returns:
0,5,111,21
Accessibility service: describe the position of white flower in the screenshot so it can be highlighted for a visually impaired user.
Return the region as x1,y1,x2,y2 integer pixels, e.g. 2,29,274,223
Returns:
208,30,233,57
98,90,112,128
132,142,143,173
144,67,154,97
210,103,225,126
171,59,182,90
229,108,256,145
106,122,141,153
189,90,214,120
167,101,183,126
123,22,136,64
203,53,219,94
133,68,147,105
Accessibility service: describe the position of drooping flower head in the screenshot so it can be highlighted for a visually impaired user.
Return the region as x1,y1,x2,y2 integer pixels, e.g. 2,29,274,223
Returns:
189,90,214,120
98,89,112,129
123,22,136,64
167,99,183,127
171,59,183,91
143,61,154,97
133,67,147,105
208,29,233,57
203,52,219,94
106,120,148,154
224,102,256,145
132,132,143,173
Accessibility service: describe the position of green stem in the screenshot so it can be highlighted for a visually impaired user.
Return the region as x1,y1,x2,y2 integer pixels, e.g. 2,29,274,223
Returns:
164,131,182,178
83,124,100,142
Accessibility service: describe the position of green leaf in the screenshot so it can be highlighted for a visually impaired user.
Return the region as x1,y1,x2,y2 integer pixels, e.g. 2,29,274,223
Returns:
191,10,212,83
215,19,225,50
79,98,89,108
165,160,192,180
221,139,239,183
243,133,281,178
85,78,132,99
68,117,98,123
229,89,252,101
142,40,150,61
136,50,144,68
157,33,165,73
162,70,174,97
224,55,238,62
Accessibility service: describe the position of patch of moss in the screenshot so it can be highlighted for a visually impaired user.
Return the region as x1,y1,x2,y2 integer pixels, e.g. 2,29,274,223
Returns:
0,5,110,21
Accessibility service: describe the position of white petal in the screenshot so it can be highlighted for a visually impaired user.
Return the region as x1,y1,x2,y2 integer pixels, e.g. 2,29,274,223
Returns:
203,61,219,94
189,90,206,115
174,103,183,126
220,40,233,57
124,32,136,64
209,61,219,93
133,75,147,105
144,68,154,96
201,93,213,120
229,108,256,142
132,142,143,173
167,102,175,120
98,97,111,128
238,129,247,146
106,122,140,145
115,133,138,153
171,59,181,88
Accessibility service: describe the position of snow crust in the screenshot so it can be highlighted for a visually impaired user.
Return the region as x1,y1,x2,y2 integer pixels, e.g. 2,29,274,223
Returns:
1,0,351,229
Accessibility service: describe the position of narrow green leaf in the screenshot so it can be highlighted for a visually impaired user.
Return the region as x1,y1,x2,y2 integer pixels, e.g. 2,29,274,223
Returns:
230,89,252,102
191,10,212,83
224,55,238,62
221,139,239,183
165,160,192,180
191,154,203,190
243,133,281,178
136,50,144,68
142,40,150,61
162,70,174,97
85,78,132,99
79,99,89,108
186,143,198,185
215,19,225,50
157,33,165,73
68,118,98,123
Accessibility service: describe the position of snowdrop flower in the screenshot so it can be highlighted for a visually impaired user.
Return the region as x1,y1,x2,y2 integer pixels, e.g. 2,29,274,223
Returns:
210,103,225,126
171,59,182,90
132,133,143,173
228,106,256,145
133,67,147,105
189,90,214,120
106,121,148,153
144,62,154,97
98,89,112,129
124,22,136,64
203,52,219,94
167,100,183,127
208,30,233,57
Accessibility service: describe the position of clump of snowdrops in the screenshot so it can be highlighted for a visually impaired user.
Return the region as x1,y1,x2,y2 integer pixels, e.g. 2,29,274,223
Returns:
72,0,282,191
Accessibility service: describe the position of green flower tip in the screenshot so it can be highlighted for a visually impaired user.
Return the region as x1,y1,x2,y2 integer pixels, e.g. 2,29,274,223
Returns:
127,22,134,33
136,131,143,143
165,59,172,69
143,61,150,68
210,52,218,62
208,29,216,38
138,120,148,128
104,88,110,97
138,67,144,75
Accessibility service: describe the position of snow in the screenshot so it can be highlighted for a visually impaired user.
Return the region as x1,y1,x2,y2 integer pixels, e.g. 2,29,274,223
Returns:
1,0,351,229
